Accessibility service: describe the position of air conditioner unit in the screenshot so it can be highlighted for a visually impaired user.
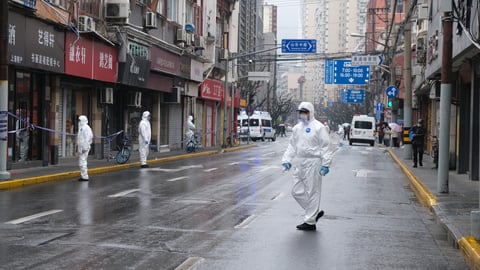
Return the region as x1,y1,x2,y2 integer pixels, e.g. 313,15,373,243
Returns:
106,0,129,19
194,35,205,48
418,4,428,20
100,87,114,104
78,15,95,32
176,29,187,42
163,87,182,103
127,91,142,107
145,12,157,28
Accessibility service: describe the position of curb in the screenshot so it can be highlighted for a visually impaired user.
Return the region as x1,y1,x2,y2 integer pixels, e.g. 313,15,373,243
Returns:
387,148,480,269
0,146,252,190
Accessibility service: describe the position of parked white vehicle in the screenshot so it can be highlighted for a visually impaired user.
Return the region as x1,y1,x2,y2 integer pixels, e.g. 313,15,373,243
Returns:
238,111,276,142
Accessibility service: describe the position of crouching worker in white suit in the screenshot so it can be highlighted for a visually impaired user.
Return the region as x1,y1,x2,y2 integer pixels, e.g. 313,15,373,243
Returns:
281,101,333,231
138,111,151,168
77,115,93,181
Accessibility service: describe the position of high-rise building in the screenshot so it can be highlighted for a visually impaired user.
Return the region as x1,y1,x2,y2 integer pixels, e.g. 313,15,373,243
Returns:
301,0,369,107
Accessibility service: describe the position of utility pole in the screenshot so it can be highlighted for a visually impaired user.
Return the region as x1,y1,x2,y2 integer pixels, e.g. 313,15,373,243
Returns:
437,7,453,193
403,0,413,161
0,0,11,180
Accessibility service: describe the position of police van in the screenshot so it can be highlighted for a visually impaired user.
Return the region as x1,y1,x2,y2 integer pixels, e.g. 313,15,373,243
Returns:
349,114,376,146
238,111,276,142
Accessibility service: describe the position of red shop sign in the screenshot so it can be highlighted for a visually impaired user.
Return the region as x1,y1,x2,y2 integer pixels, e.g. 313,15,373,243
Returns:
93,40,118,83
65,32,93,79
200,78,223,101
65,32,117,83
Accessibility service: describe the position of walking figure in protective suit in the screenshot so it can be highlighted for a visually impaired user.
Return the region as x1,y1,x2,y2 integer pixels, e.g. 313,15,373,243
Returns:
77,115,93,181
138,111,151,168
185,115,195,141
282,101,332,231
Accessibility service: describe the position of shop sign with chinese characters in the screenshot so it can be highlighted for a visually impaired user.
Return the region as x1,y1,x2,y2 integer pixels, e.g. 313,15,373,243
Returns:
8,12,64,73
65,32,118,82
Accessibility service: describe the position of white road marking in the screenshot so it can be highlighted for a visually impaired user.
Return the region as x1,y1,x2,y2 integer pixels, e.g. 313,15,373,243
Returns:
234,215,257,229
167,176,190,182
152,165,204,172
108,189,140,198
354,169,372,177
174,257,205,270
203,168,218,172
6,209,63,225
229,162,239,165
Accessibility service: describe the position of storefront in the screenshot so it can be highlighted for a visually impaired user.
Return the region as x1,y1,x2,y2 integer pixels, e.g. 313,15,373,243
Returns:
7,12,64,164
199,78,223,147
117,54,151,151
62,31,118,158
150,46,182,150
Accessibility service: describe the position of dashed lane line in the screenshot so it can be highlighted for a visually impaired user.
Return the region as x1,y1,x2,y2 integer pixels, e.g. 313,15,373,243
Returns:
167,176,190,182
5,209,63,225
108,189,141,198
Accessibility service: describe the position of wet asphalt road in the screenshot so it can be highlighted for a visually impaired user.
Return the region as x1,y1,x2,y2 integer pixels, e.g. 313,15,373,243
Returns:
0,134,468,269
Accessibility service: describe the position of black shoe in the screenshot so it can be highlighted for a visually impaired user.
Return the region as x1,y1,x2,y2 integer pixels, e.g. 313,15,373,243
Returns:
296,223,316,231
316,210,325,221
141,164,149,168
78,178,89,182
413,164,417,168
419,162,423,167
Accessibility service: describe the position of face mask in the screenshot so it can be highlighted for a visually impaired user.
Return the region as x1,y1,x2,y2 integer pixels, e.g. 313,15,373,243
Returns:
299,113,308,120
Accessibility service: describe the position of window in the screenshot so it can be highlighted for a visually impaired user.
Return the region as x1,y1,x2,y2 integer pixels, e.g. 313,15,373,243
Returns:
354,121,373,129
166,0,178,22
156,0,165,16
186,1,194,25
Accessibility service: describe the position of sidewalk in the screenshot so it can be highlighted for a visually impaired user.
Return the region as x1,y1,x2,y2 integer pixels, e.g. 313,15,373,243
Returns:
387,146,480,269
1,143,257,190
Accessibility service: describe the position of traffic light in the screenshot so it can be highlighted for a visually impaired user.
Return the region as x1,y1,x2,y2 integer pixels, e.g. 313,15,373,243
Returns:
387,99,393,108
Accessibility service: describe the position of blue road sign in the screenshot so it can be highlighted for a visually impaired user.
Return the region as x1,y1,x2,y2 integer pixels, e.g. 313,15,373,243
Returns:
281,39,317,53
340,89,365,103
386,85,399,98
324,59,370,85
376,102,384,112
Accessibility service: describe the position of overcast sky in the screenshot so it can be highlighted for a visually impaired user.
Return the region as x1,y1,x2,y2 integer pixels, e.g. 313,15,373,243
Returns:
265,0,302,42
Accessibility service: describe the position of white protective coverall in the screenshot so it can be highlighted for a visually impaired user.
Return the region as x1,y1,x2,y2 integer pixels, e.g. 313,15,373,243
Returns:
185,115,195,141
77,115,93,180
281,101,332,225
138,111,151,166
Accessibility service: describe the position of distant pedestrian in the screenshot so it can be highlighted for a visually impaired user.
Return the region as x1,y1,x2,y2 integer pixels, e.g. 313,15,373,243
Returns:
343,125,350,140
410,119,426,167
382,123,392,147
138,111,151,168
281,101,333,231
185,115,195,141
77,115,93,181
377,123,384,144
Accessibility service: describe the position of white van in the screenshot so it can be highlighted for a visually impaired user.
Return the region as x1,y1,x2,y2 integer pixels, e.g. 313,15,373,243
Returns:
239,111,276,142
349,115,376,146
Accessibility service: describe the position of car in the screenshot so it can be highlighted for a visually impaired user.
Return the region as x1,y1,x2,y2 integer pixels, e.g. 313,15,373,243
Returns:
349,115,376,146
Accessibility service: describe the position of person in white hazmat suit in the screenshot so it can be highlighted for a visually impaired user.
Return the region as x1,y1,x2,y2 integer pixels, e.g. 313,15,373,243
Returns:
138,111,151,168
185,115,195,141
281,101,332,231
77,115,93,181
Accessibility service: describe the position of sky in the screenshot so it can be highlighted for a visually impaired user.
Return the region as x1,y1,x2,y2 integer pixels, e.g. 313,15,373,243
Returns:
264,0,302,42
